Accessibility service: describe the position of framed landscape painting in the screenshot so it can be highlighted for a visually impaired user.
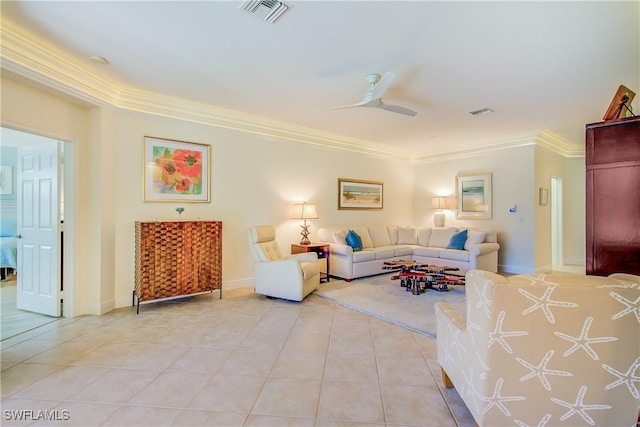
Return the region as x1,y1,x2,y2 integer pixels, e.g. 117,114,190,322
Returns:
338,178,383,210
456,173,491,219
144,136,210,202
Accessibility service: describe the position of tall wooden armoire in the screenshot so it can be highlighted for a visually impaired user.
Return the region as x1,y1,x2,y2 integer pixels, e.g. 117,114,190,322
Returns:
585,116,640,276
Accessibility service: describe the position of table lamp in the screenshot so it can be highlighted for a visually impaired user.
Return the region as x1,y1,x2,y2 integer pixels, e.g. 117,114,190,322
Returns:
430,196,448,227
291,202,318,245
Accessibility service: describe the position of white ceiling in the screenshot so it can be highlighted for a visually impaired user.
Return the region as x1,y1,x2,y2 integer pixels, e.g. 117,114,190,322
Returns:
2,1,638,159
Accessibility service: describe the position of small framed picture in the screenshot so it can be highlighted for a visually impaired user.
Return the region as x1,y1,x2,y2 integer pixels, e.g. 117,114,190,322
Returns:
143,136,211,202
338,178,383,210
539,188,549,206
456,173,492,219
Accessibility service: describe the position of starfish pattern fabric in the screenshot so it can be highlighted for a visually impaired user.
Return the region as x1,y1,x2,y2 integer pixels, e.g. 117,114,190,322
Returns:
551,385,612,425
435,271,639,426
519,284,578,324
554,316,618,360
516,349,573,390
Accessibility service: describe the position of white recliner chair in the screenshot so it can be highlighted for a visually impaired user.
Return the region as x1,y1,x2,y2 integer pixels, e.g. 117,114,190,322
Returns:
248,225,320,301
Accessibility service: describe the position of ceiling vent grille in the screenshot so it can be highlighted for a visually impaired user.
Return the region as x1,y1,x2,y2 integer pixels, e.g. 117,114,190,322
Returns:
241,0,292,24
469,107,494,116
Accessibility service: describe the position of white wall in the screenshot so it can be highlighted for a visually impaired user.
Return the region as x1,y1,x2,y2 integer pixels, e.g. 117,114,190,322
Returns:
111,109,415,307
415,145,536,273
562,157,586,265
1,77,89,317
2,73,588,314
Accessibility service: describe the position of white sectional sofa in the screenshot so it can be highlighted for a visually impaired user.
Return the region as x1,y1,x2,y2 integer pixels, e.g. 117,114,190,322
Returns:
317,225,499,281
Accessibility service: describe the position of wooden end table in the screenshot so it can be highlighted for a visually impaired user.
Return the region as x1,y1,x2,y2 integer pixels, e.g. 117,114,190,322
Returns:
291,243,330,283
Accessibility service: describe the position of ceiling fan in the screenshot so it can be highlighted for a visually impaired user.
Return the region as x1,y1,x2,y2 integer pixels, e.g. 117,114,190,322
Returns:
325,72,417,117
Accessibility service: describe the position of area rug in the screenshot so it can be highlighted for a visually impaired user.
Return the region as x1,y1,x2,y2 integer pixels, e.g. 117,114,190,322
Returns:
314,273,466,338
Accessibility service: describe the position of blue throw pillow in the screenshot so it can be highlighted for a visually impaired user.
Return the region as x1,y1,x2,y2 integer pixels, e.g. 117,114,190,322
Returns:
346,229,363,252
447,229,468,250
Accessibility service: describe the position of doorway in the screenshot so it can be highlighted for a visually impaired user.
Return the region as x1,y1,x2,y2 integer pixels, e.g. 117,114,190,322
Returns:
551,176,563,270
0,127,73,339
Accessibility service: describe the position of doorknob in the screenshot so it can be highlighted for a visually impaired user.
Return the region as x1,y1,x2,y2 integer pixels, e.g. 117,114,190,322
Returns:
14,234,22,239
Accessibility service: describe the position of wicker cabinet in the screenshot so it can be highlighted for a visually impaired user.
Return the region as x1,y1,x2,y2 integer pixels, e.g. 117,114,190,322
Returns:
134,220,222,311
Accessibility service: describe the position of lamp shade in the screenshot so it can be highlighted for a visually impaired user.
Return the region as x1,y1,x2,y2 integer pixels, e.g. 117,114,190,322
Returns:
291,203,318,219
430,197,448,210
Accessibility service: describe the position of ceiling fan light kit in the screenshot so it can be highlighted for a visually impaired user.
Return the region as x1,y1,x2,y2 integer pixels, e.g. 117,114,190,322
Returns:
325,72,418,117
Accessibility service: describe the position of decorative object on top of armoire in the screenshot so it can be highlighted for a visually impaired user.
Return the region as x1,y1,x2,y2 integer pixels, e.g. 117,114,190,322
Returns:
586,116,640,276
134,220,222,313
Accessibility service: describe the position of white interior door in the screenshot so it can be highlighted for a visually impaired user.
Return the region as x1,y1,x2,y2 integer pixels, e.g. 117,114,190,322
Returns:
16,142,61,316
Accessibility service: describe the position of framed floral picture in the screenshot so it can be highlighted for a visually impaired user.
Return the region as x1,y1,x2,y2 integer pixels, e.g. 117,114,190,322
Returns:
143,136,210,202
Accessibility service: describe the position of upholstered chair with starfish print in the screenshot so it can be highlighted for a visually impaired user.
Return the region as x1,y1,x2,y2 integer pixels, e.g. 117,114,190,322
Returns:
435,270,639,427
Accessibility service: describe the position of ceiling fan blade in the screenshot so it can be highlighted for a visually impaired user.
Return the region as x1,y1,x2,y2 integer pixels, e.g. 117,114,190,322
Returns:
370,71,396,100
377,102,417,117
322,99,368,111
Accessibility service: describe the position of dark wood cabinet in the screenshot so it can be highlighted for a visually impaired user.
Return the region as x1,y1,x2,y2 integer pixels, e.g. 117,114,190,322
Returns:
585,116,640,276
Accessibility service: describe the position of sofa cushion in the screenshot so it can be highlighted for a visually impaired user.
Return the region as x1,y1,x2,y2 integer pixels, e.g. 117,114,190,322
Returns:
352,250,376,263
438,249,470,262
394,246,414,257
387,226,398,245
352,226,374,249
447,229,468,250
372,248,395,259
368,225,392,247
397,226,417,244
331,230,346,245
428,228,457,248
483,229,497,243
417,228,432,246
464,229,486,249
346,230,363,251
413,246,440,258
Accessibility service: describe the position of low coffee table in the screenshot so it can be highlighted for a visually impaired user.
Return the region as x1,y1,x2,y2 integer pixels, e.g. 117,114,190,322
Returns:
382,260,465,295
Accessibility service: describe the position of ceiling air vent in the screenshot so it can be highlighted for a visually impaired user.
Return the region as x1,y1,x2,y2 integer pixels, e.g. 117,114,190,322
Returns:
241,0,292,24
469,107,494,116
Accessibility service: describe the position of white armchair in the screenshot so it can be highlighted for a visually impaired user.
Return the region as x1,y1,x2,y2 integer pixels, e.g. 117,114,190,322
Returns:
248,225,320,301
435,270,640,427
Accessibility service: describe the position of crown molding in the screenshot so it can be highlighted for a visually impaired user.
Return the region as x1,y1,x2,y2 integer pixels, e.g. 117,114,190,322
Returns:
1,19,581,163
115,87,411,160
0,21,120,106
0,19,412,162
412,135,538,163
535,130,585,158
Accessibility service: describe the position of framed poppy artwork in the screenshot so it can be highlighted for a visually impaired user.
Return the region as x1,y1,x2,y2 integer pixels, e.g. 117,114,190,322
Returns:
143,136,211,202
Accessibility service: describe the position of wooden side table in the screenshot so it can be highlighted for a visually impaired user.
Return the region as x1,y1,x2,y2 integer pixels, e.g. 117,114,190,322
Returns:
291,243,330,283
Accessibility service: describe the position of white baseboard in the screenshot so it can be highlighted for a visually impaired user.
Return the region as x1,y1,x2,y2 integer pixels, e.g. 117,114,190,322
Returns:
563,258,584,266
81,298,115,315
536,264,553,274
223,277,253,289
498,264,534,275
112,278,255,310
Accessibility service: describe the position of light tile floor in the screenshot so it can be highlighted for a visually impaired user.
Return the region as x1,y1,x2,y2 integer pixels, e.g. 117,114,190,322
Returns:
1,288,475,426
1,280,61,341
